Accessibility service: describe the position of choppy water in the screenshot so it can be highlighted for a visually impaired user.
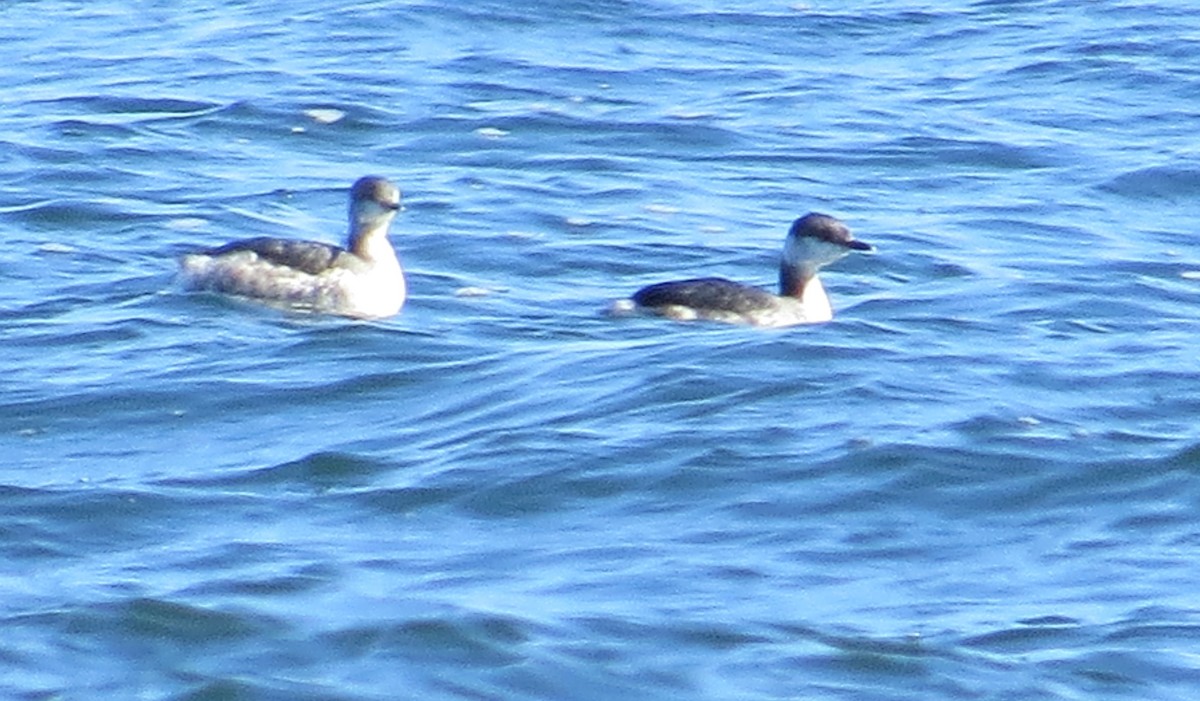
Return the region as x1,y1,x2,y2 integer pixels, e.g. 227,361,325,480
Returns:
4,1,1200,699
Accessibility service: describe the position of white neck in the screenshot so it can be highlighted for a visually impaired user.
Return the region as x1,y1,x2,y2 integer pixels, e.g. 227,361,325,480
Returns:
778,263,833,322
349,225,398,266
800,275,832,322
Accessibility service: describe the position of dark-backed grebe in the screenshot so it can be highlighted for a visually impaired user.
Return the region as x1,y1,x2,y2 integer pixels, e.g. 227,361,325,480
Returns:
179,176,405,318
613,213,872,327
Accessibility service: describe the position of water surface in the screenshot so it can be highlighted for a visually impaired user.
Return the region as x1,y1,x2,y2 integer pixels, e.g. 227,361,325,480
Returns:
3,1,1200,699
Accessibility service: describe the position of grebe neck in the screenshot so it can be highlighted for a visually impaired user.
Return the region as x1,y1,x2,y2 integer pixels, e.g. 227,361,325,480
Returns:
348,223,395,263
779,263,817,298
779,263,832,321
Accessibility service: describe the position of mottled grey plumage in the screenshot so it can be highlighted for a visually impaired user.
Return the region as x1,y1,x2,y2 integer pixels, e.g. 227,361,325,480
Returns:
202,237,346,276
178,176,406,318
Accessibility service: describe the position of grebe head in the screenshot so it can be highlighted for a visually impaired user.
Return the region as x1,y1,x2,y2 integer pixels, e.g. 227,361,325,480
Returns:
349,176,402,233
782,212,872,275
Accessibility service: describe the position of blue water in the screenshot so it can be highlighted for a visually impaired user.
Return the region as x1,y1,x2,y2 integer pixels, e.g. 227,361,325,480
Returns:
4,1,1200,699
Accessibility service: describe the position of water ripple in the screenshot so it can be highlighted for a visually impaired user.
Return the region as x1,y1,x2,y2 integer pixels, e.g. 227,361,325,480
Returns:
4,1,1200,700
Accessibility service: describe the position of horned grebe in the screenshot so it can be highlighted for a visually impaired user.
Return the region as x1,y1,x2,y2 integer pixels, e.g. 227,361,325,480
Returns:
613,213,872,327
179,176,405,319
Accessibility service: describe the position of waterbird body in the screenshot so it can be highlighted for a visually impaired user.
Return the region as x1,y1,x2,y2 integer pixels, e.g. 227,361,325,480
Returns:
179,176,406,318
614,213,871,327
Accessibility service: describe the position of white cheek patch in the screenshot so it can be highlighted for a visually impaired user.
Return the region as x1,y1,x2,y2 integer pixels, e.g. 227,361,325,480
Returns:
784,237,850,270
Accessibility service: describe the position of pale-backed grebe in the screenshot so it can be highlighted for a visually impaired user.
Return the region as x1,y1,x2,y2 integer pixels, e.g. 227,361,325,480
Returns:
613,213,872,327
179,176,405,318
